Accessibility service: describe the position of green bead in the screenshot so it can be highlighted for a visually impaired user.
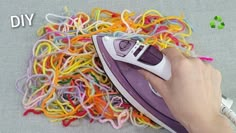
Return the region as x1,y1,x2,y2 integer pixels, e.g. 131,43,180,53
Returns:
218,22,225,29
214,16,222,22
210,20,216,28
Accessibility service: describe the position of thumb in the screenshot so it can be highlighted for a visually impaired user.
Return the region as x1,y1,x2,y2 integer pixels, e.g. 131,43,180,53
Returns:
138,69,168,97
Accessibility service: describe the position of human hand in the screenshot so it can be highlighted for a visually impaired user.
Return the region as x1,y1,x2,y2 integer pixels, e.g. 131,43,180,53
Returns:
139,47,232,133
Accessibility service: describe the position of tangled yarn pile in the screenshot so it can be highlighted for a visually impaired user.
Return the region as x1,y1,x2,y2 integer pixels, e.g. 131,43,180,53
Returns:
16,8,212,129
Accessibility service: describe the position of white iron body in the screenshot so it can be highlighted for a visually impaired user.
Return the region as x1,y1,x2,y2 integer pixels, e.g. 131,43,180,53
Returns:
101,36,171,80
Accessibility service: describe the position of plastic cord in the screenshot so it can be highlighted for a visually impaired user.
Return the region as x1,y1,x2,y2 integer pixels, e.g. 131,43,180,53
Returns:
221,104,236,125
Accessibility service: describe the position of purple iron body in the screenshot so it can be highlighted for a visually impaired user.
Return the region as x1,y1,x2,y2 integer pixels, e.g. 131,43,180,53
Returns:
92,35,188,133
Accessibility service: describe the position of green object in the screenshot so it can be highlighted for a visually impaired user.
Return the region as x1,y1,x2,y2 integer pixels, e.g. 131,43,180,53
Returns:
90,73,99,84
214,16,222,22
210,20,216,28
218,22,225,29
58,78,72,85
30,85,38,92
210,16,225,30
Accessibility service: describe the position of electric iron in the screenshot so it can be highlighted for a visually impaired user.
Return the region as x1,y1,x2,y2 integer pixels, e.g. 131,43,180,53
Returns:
92,35,235,133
